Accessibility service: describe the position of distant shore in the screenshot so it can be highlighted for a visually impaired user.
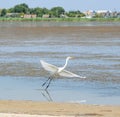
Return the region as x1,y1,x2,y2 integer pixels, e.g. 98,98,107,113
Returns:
0,17,120,22
0,100,120,117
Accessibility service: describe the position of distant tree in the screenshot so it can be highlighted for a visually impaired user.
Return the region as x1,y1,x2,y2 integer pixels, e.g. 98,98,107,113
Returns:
33,7,43,17
67,11,76,17
51,7,65,17
29,8,35,14
1,9,7,16
42,8,49,14
8,8,14,13
13,3,29,14
0,3,88,18
94,13,103,18
77,12,85,17
67,10,85,17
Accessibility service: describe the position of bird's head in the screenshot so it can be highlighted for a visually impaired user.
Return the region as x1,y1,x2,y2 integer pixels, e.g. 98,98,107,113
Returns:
67,56,74,60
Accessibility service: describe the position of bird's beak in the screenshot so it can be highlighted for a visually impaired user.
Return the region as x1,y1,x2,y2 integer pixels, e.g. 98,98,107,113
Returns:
71,57,75,59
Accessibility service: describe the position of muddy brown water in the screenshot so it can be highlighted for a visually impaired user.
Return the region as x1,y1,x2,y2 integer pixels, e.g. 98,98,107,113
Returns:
0,22,120,105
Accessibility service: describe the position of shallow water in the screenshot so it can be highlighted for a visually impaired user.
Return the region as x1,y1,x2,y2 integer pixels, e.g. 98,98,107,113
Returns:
0,22,120,105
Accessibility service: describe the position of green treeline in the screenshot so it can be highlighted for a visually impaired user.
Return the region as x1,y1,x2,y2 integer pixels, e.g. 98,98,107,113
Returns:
0,3,85,18
0,3,120,22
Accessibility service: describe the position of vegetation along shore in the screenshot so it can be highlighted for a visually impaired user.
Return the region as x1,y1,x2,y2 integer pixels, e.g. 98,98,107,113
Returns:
0,17,120,22
0,3,120,22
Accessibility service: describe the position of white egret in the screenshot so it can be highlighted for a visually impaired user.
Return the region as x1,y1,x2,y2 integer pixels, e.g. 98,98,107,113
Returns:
40,56,86,89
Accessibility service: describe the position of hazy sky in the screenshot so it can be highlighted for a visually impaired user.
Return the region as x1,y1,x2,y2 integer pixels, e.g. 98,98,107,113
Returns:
0,0,120,11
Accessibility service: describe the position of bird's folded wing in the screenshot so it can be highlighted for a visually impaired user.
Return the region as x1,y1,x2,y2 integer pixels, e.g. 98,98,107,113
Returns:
59,70,86,78
40,60,58,73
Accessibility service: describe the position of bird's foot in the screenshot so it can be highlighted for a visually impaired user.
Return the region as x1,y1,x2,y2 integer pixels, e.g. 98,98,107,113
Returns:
45,85,49,90
42,82,46,87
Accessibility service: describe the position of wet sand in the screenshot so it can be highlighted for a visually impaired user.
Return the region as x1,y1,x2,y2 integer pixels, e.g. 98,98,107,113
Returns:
0,100,120,117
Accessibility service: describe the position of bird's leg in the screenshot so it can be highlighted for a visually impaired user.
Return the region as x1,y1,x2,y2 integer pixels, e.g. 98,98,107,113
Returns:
45,78,52,89
42,77,50,87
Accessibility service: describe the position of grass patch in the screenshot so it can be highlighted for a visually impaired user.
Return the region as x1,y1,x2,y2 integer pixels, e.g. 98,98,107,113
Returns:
0,17,120,22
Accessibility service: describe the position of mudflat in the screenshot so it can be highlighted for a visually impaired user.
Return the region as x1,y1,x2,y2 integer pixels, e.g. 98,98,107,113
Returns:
0,100,120,117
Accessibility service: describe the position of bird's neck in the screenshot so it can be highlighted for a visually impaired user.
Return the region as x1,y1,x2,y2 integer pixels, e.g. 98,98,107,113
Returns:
62,58,69,70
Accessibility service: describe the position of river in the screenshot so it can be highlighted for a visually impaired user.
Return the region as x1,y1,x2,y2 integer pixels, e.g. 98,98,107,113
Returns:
0,21,120,105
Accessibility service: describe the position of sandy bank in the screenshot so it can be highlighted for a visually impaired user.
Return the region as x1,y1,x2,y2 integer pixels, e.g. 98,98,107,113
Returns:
0,113,67,117
0,100,120,117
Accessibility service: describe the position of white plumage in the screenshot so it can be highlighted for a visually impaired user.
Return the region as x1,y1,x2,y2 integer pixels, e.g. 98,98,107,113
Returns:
40,57,86,89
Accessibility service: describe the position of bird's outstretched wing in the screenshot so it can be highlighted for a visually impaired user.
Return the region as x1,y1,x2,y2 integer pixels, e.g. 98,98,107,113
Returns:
59,70,86,79
40,60,86,79
40,60,58,73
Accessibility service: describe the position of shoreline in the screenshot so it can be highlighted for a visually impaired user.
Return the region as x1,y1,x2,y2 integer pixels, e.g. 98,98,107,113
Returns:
0,17,120,22
0,100,120,117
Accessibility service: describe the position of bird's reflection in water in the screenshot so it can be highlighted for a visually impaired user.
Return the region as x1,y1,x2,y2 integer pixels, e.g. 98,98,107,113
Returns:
40,89,53,101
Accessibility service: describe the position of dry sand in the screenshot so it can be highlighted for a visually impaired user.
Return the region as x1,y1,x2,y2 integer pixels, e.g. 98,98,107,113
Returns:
0,100,120,117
